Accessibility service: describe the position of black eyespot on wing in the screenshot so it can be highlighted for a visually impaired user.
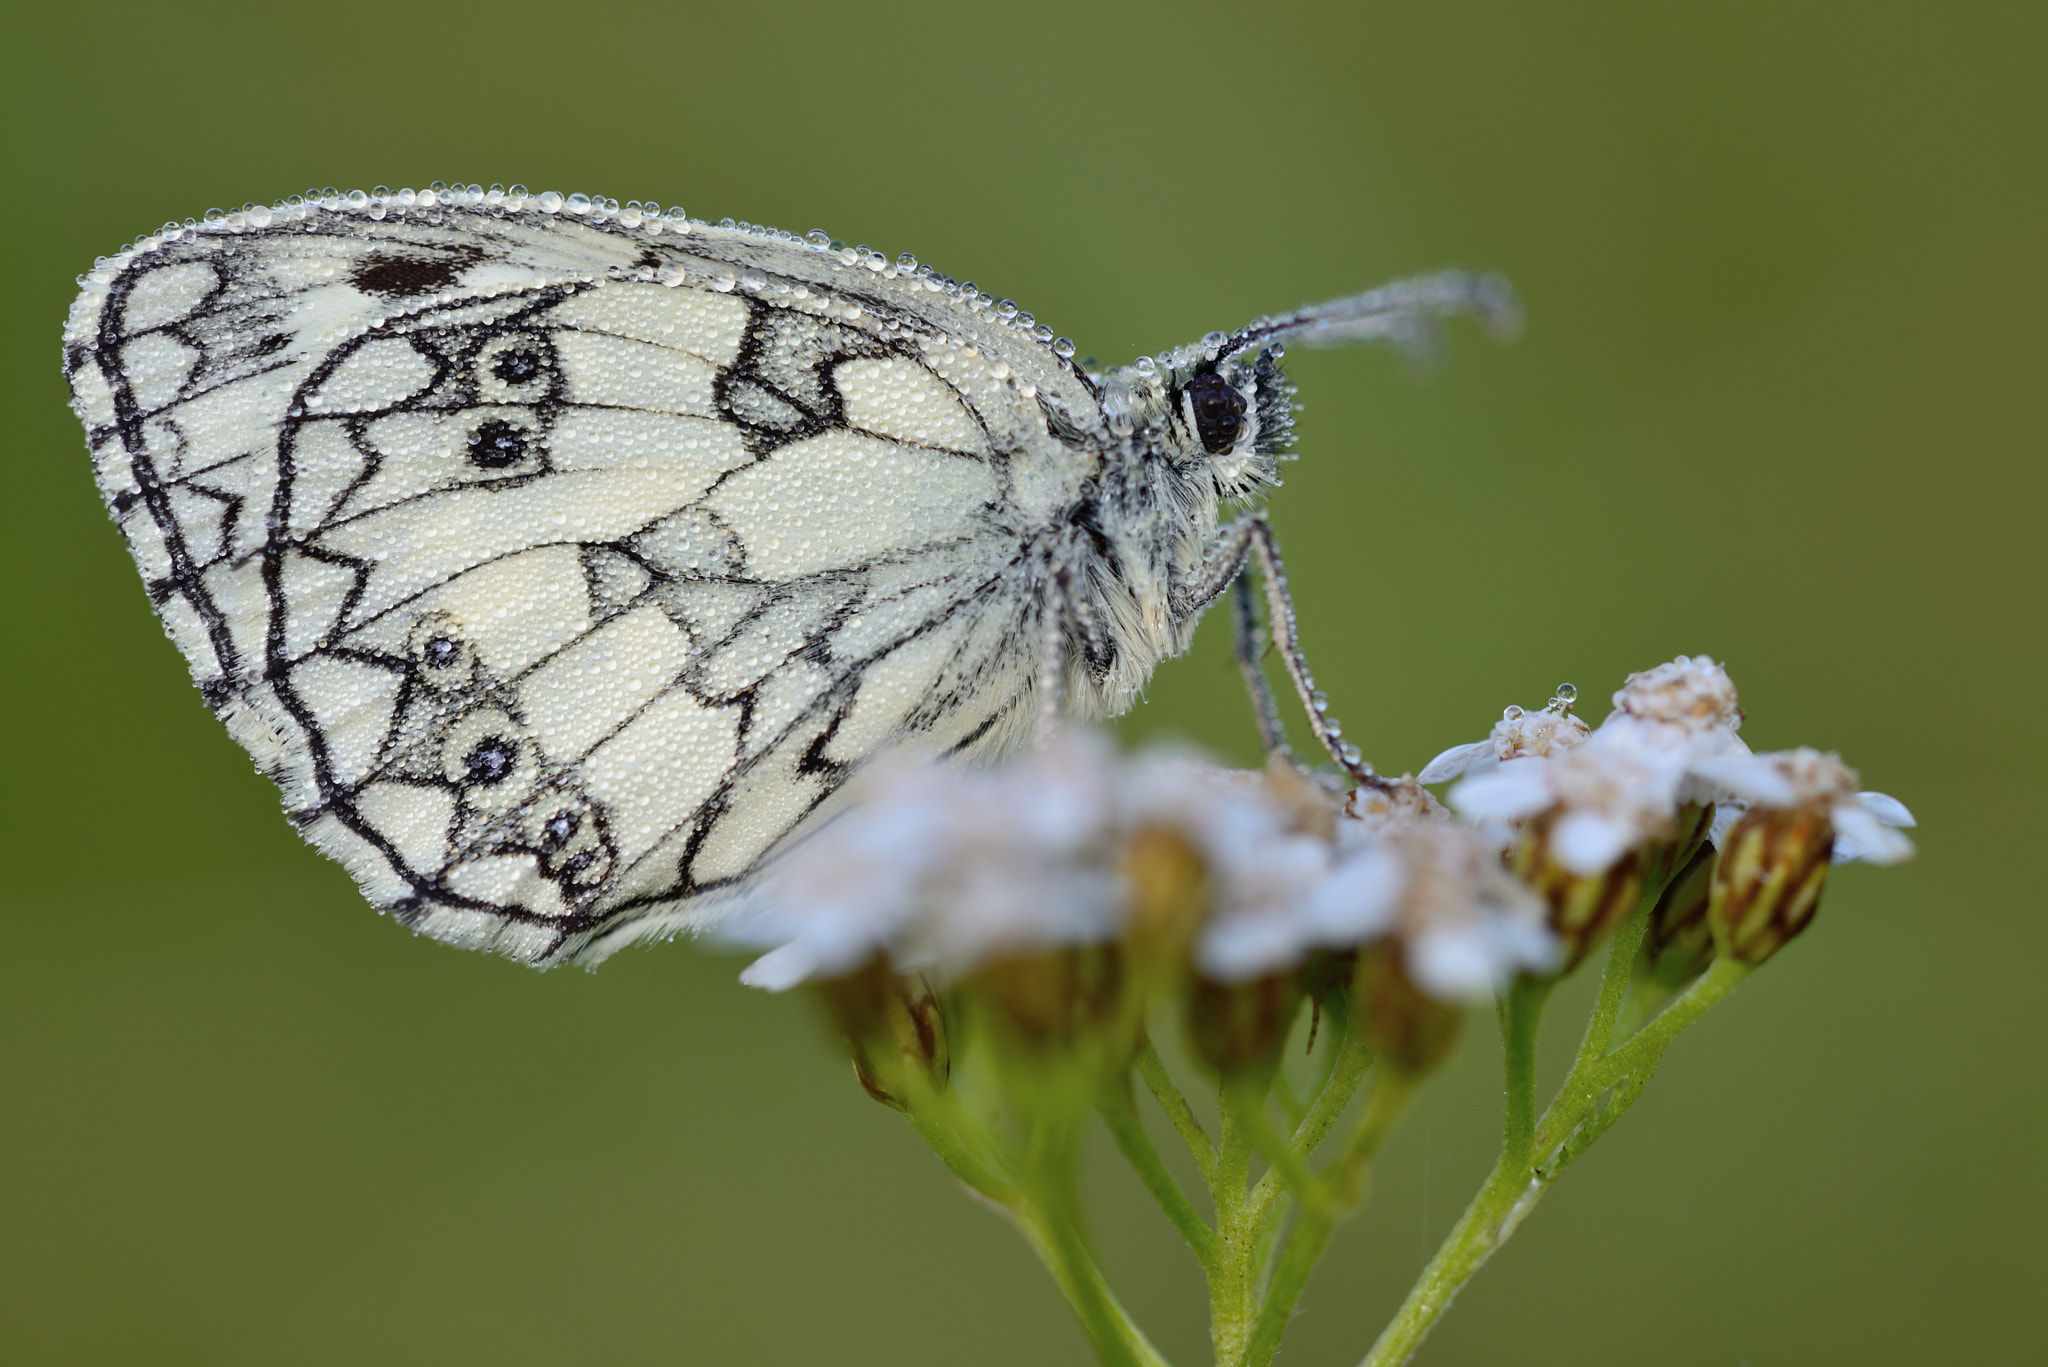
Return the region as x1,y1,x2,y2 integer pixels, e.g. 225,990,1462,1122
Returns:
540,811,579,851
351,250,479,298
466,419,528,468
464,738,518,786
1186,373,1248,454
492,347,544,384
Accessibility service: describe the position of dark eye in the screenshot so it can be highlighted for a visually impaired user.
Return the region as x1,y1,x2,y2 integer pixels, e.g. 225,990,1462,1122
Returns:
1186,373,1248,454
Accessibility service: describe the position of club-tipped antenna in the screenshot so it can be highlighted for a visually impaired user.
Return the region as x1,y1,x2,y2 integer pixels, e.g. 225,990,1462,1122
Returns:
1222,270,1521,364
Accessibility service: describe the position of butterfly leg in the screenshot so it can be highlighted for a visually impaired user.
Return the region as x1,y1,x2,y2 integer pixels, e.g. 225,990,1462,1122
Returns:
1180,514,1376,784
1033,561,1069,747
1230,570,1296,765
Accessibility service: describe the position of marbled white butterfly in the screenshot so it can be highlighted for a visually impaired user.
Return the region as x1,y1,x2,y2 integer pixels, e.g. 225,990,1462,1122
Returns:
63,182,1512,965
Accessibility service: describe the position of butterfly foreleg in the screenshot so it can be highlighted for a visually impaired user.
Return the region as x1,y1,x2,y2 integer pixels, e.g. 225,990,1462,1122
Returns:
1231,571,1295,766
1180,514,1376,784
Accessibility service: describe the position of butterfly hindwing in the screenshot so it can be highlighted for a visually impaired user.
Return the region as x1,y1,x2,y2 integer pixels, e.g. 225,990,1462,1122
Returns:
66,196,1105,964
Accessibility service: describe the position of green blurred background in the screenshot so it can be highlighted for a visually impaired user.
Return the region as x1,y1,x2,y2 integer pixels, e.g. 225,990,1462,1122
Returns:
4,2,2042,1362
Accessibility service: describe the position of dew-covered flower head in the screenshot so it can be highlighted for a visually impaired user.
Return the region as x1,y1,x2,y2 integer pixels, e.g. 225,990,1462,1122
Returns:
1694,746,1916,865
1418,687,1591,784
730,733,1121,991
1197,792,1556,999
1609,655,1743,734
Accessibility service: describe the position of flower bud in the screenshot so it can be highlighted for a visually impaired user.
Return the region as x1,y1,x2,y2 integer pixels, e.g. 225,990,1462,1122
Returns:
1122,824,1210,967
971,943,1129,1053
1185,971,1304,1079
814,962,949,1111
1708,808,1834,964
1510,810,1644,972
1355,942,1461,1076
1638,838,1717,990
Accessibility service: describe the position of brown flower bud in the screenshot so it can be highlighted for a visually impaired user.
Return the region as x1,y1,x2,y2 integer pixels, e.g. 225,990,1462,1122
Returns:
1122,825,1210,967
1355,943,1461,1076
1638,838,1717,990
814,962,949,1111
1709,808,1834,964
1185,971,1304,1078
971,943,1128,1052
1511,810,1644,972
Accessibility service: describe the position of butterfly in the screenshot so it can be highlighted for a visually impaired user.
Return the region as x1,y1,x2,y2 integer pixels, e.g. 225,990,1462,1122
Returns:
63,181,1512,966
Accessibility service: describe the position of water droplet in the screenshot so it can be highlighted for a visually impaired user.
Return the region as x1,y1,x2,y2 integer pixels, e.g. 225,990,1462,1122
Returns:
346,189,368,209
565,193,592,213
373,186,392,198
1503,704,1526,720
806,229,831,250
897,252,917,271
665,205,689,222
1324,718,1343,738
247,205,273,228
537,190,563,213
1052,337,1076,358
1310,691,1329,713
1034,324,1055,343
1339,742,1365,766
740,267,768,292
509,184,529,198
995,299,1019,320
203,207,226,223
429,180,448,193
1551,683,1578,710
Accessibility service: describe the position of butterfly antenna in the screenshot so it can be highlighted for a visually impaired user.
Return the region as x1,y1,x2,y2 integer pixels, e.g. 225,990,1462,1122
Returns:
1227,270,1521,363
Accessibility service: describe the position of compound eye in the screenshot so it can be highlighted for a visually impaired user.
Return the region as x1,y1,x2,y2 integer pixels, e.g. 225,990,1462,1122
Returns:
1185,372,1248,454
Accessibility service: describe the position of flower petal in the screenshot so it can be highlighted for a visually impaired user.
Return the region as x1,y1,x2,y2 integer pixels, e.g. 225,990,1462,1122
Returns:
1448,765,1554,822
1551,810,1638,875
1420,739,1494,784
1856,791,1916,828
1832,802,1916,865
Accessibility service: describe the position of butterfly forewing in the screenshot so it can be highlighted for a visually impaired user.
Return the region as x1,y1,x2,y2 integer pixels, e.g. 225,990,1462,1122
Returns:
67,198,1101,964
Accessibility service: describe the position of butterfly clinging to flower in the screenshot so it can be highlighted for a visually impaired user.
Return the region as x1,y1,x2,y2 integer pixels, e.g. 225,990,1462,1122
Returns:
64,182,1513,965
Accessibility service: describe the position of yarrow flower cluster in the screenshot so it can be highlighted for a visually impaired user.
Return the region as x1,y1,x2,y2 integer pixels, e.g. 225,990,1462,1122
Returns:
721,655,1914,1367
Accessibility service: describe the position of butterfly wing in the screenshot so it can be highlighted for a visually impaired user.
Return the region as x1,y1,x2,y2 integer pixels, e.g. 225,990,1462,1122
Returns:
65,194,1104,964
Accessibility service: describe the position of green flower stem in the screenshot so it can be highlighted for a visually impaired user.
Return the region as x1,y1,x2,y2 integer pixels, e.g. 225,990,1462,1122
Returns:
1247,1019,1373,1231
901,1083,1169,1367
1013,1201,1175,1367
1138,1038,1218,1183
901,1089,1017,1209
1577,897,1652,1062
1499,977,1554,1168
1240,1074,1413,1367
1587,956,1751,1092
1208,1093,1261,1367
1362,952,1753,1367
1100,1076,1220,1268
1026,1108,1174,1367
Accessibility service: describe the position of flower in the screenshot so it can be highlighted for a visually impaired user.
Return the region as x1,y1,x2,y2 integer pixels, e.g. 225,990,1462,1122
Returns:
1197,805,1557,1000
1418,686,1590,784
1692,747,1916,866
1447,656,1751,877
1608,654,1743,733
730,732,1121,991
1450,723,1691,876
